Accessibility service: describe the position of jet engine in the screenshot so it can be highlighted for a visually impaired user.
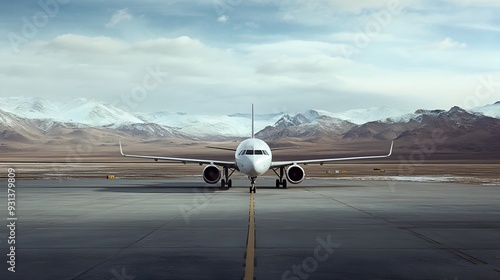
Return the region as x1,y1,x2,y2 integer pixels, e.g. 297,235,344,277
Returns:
203,165,221,184
286,164,305,184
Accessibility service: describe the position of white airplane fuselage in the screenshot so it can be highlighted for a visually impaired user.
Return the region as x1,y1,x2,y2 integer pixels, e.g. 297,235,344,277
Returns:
119,104,393,194
234,138,272,177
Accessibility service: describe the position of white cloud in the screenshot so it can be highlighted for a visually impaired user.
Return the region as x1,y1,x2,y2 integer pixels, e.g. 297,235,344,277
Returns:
2,1,500,114
33,34,128,54
275,0,410,14
0,31,498,113
105,8,133,28
442,0,500,8
0,34,491,110
428,37,467,50
271,0,414,26
217,15,228,23
462,23,500,32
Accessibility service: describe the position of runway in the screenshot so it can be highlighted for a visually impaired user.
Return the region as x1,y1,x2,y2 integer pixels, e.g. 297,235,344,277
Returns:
1,178,500,280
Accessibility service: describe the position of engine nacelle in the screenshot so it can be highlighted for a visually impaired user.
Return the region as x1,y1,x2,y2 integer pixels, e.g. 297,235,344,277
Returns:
203,165,221,184
286,165,305,184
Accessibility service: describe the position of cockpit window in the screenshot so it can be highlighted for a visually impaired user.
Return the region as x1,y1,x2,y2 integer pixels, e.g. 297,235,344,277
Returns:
240,150,268,155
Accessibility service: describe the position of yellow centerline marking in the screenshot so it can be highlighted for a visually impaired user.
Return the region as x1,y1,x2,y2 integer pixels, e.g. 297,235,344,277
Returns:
244,193,255,280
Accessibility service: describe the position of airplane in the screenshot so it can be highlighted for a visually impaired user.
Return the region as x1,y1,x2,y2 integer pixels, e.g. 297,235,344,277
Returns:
119,105,394,193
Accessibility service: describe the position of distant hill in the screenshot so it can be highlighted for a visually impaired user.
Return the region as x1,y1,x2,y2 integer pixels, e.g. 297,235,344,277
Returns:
1,97,499,154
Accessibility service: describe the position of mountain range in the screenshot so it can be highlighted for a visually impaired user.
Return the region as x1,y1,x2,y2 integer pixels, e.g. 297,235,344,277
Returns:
0,97,499,153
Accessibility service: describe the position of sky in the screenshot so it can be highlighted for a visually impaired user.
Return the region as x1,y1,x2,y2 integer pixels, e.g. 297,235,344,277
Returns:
0,0,499,114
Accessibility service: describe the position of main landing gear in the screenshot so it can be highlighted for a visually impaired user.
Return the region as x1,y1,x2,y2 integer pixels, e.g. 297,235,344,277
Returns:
221,179,232,189
273,166,287,189
249,177,257,193
220,167,235,189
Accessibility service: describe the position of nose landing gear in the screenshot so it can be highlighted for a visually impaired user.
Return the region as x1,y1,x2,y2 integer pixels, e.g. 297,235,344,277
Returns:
249,177,257,193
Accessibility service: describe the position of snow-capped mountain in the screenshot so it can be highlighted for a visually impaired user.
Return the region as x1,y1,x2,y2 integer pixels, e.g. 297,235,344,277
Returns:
136,111,283,138
256,110,355,140
256,106,430,140
0,96,284,138
0,97,60,119
0,97,499,141
56,98,144,127
0,108,23,127
322,107,414,125
257,103,500,142
471,101,500,118
115,123,189,138
0,97,144,127
343,106,480,141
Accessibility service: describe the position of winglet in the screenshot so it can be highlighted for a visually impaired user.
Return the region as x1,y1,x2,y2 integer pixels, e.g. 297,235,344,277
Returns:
251,104,255,138
388,141,394,156
119,140,125,156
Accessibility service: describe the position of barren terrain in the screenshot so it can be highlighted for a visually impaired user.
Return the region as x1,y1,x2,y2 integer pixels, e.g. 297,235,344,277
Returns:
1,139,498,185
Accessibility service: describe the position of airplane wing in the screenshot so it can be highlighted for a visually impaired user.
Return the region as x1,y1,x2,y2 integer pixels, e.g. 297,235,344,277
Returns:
206,146,238,151
119,141,236,168
270,146,300,151
271,141,394,168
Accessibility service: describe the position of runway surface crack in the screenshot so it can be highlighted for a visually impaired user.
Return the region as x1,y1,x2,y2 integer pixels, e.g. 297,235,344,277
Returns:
71,192,221,280
304,189,496,273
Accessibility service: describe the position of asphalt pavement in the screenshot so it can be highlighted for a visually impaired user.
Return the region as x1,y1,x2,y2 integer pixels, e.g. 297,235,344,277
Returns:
1,178,499,280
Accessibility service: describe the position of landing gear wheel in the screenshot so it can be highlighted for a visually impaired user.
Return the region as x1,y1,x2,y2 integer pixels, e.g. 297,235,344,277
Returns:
249,177,257,193
276,179,280,188
227,179,232,188
282,179,287,189
221,179,226,189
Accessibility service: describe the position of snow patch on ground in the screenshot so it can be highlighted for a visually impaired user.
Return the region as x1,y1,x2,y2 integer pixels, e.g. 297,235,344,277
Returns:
312,176,499,185
332,176,456,182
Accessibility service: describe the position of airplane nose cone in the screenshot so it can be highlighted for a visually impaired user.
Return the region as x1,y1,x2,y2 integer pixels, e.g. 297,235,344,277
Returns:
251,157,270,176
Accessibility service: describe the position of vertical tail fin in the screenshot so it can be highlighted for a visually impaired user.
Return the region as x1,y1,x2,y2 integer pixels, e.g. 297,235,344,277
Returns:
251,104,255,138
